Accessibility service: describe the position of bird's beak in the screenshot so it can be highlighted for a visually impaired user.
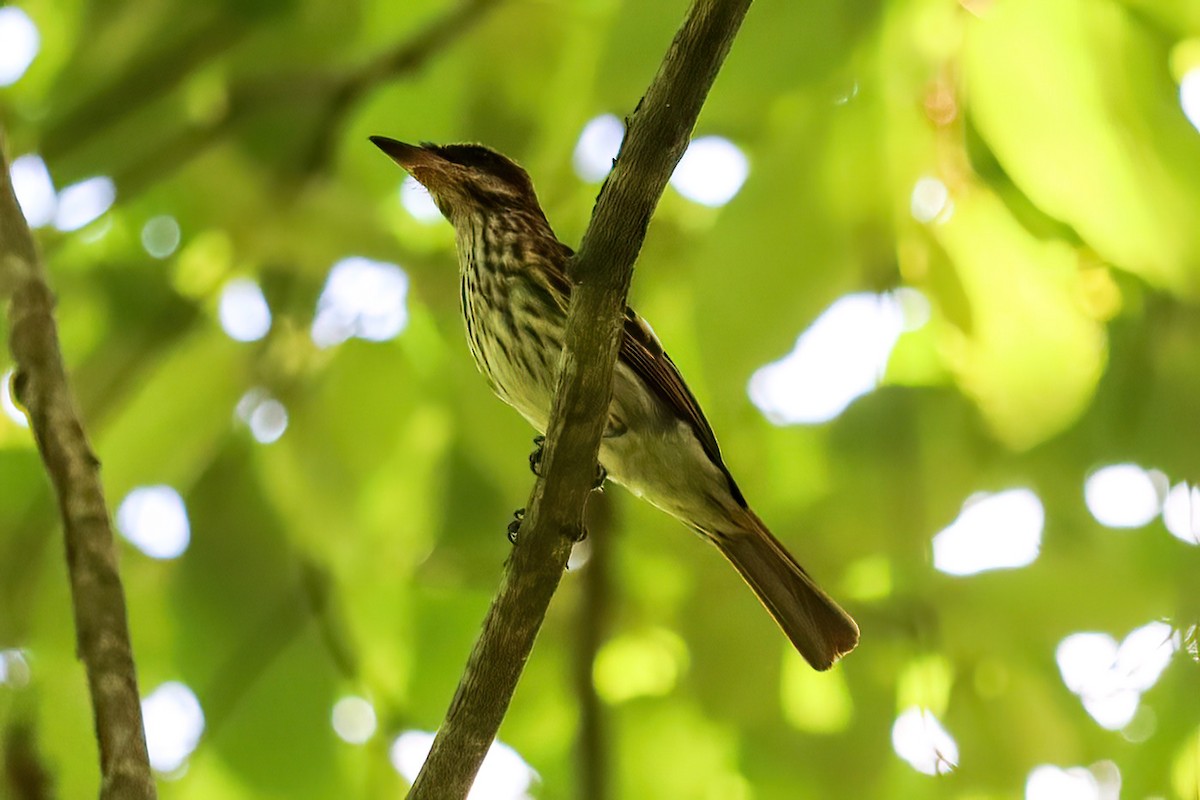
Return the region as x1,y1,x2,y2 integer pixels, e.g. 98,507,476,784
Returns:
369,136,455,194
370,137,434,170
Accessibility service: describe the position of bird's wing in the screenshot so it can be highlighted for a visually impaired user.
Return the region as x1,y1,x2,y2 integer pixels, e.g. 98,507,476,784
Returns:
531,246,744,506
617,308,722,462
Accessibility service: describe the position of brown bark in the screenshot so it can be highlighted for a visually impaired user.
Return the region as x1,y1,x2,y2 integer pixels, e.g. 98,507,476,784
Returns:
0,135,157,800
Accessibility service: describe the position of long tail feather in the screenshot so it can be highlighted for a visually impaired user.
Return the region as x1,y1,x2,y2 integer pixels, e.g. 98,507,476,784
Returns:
712,515,859,670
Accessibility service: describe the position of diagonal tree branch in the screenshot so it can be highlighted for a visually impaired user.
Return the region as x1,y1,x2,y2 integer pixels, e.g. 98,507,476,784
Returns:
0,133,156,799
406,0,753,796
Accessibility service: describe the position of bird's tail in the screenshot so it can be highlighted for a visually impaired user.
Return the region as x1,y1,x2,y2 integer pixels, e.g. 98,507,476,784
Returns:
712,513,859,670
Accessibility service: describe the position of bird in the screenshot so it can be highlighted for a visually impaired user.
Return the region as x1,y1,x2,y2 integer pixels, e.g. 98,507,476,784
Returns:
369,136,859,670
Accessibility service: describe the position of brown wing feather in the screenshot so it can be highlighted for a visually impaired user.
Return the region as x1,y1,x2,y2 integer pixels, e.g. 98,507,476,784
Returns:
528,245,745,507
618,310,719,461
617,310,746,507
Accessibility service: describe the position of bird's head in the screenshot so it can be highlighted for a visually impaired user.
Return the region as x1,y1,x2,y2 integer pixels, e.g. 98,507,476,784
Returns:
370,137,542,225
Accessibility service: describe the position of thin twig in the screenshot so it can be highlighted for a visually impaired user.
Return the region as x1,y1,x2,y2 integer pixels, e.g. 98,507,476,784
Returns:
0,133,156,799
406,0,753,796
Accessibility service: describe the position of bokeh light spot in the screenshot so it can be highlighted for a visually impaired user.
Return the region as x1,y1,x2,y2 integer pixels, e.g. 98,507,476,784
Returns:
218,278,272,342
391,731,537,799
1163,482,1200,545
1056,622,1179,730
235,388,289,444
116,485,190,559
1115,621,1179,691
1025,765,1100,800
142,681,204,774
400,176,442,223
1057,632,1119,695
670,136,749,207
312,257,409,347
1084,463,1165,528
0,649,31,688
1181,68,1200,134
54,176,116,232
910,176,952,223
891,707,958,775
933,489,1044,575
749,291,919,424
260,402,291,445
573,114,624,182
1025,762,1121,800
1082,687,1140,731
141,215,182,259
10,154,56,228
1,368,29,427
235,387,268,422
332,696,377,744
250,399,287,443
0,7,39,86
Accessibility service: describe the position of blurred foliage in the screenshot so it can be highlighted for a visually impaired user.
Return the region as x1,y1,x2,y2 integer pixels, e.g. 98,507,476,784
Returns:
2,0,1200,798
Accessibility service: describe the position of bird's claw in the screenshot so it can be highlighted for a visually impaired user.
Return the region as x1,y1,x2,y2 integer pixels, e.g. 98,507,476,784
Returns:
530,434,605,491
507,508,525,544
528,435,545,476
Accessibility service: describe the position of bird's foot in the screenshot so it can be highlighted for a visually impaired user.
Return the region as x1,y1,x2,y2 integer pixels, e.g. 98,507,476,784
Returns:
529,434,605,491
509,506,591,544
528,435,545,477
507,508,525,544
